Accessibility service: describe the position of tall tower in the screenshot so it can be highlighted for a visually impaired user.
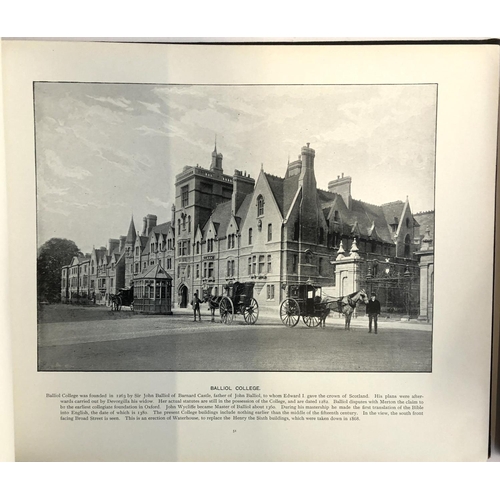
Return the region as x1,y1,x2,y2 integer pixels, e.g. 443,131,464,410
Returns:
210,140,223,174
124,216,136,286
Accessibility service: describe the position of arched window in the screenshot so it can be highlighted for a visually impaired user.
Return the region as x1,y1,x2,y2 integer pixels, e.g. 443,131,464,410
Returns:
267,224,272,242
257,195,265,216
248,228,253,245
196,241,200,254
334,210,340,222
188,216,191,233
404,233,411,258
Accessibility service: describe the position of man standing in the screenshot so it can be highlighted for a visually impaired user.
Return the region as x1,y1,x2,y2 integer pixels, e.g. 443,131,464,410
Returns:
366,292,381,334
191,292,202,322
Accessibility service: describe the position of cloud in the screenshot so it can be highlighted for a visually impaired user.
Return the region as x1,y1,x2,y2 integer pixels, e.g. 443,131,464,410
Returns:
44,149,92,180
37,176,70,197
147,196,170,209
87,95,133,111
139,100,164,115
135,124,175,138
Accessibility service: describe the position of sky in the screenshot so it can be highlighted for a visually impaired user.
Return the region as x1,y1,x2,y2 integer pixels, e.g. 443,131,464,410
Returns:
35,83,437,254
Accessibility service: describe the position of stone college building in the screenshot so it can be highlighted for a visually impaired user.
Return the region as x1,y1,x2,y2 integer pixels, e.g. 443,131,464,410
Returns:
61,143,435,322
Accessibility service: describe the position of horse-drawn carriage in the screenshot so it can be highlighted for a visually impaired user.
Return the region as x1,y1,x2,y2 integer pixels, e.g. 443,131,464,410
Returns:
279,282,328,328
279,282,368,329
109,286,134,311
203,281,259,325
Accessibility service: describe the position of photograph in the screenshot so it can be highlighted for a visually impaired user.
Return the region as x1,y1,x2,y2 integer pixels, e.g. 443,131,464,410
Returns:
36,82,436,372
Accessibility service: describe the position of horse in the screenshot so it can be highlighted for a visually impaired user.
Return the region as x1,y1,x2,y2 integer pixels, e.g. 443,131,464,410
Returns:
201,285,222,322
320,289,368,330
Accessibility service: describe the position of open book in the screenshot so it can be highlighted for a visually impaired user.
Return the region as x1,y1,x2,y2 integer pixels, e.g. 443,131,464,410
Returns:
1,40,499,461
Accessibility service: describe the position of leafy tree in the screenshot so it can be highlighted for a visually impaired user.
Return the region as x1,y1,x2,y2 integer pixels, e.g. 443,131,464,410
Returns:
37,238,80,303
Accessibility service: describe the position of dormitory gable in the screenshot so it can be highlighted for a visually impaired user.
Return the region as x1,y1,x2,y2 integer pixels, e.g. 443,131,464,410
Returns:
204,200,233,241
144,221,171,256
381,197,418,258
321,191,347,233
239,169,284,250
381,200,406,237
348,199,394,244
193,225,203,255
202,215,220,254
224,213,241,252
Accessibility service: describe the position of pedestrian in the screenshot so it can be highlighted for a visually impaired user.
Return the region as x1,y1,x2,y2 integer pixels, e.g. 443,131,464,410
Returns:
366,292,381,334
191,292,201,322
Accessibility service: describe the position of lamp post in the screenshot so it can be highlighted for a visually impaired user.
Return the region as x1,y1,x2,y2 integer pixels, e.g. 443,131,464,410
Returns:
403,265,412,319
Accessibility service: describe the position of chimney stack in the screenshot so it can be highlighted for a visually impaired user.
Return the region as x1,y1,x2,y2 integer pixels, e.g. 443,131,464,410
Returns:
108,239,120,256
145,214,157,236
328,175,352,209
119,235,126,253
232,170,255,215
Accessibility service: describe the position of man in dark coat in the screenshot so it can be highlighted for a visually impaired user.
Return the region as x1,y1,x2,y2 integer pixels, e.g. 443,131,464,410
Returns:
191,292,202,322
366,292,381,334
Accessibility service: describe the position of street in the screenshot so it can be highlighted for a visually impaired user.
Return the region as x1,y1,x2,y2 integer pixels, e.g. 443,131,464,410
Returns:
38,304,432,372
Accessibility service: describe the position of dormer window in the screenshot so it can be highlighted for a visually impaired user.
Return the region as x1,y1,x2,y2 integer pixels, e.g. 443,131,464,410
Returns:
257,195,265,217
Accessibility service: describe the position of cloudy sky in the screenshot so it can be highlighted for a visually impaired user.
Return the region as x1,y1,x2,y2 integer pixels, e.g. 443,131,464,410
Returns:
35,83,437,253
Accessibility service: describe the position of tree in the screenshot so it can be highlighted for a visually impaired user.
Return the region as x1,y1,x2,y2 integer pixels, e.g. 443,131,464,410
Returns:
37,238,80,303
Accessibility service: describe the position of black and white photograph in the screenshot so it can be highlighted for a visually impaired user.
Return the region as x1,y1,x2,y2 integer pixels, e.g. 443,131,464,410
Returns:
36,82,436,372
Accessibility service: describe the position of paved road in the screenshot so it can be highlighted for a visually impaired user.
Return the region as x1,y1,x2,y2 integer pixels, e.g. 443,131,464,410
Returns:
38,305,432,372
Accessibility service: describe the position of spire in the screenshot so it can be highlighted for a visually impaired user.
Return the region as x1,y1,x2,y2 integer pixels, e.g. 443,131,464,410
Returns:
126,216,136,244
210,135,223,171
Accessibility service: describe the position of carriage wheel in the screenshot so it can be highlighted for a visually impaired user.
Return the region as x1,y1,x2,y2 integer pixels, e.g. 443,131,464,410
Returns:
303,315,321,328
280,298,300,327
243,298,259,325
220,297,234,325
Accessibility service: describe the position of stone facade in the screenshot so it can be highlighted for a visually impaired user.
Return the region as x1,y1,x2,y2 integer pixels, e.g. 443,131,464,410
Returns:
61,143,434,317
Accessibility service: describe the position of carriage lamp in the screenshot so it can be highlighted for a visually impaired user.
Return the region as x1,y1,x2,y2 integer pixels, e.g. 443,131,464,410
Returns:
366,267,373,279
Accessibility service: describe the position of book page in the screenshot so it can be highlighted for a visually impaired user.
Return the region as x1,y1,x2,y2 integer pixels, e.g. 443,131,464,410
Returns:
2,40,498,461
0,41,15,462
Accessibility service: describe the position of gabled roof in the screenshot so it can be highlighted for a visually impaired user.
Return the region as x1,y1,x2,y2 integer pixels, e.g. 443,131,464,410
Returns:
134,262,172,280
283,174,301,216
235,192,252,221
263,172,285,216
203,200,232,239
151,221,171,235
381,201,405,227
77,254,90,264
137,235,148,249
94,248,106,262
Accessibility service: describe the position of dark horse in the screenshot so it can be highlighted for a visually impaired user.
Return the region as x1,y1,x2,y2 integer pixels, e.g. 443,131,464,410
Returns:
320,289,368,330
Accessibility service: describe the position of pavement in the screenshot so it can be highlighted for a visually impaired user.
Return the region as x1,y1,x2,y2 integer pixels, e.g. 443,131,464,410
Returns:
37,304,432,372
